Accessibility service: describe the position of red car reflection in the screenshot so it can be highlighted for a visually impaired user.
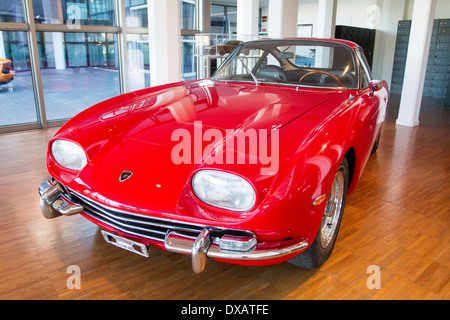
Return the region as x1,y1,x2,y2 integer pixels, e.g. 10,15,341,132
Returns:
0,59,15,85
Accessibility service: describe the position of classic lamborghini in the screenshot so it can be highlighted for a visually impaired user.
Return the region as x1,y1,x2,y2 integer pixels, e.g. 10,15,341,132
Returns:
39,38,388,273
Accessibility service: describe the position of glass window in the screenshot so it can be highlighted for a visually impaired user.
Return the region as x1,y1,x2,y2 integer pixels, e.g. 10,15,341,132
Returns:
127,33,150,91
181,0,196,30
33,0,116,26
0,31,39,126
211,3,236,34
181,1,197,81
213,40,358,89
227,6,237,34
125,0,148,28
0,0,25,23
182,36,196,80
37,32,120,121
211,5,228,34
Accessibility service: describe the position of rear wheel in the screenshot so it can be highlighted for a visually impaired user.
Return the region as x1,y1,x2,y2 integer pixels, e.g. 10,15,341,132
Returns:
288,157,348,269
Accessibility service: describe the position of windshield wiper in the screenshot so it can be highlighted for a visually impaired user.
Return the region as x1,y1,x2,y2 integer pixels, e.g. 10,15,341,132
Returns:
238,56,259,86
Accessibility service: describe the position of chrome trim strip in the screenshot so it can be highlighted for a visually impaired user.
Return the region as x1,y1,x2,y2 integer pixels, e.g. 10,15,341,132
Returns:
207,240,308,261
69,189,208,232
81,202,168,237
72,192,200,235
165,230,309,263
83,210,165,243
68,187,257,238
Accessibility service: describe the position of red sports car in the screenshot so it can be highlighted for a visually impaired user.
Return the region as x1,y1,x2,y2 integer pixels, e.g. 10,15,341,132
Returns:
39,38,388,273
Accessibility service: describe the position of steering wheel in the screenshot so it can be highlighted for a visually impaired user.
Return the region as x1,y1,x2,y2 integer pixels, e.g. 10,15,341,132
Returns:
299,70,343,87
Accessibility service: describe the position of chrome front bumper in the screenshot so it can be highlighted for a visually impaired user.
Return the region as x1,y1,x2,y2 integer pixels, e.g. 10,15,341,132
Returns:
39,177,83,219
165,230,309,273
39,176,308,273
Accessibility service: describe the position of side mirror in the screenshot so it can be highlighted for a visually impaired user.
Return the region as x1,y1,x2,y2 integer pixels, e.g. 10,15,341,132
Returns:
369,80,383,96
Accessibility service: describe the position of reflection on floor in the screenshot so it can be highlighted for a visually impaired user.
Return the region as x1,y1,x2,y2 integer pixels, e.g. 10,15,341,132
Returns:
0,93,448,300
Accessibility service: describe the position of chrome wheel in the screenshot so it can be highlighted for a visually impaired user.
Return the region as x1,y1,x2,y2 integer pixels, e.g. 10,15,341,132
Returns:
320,171,345,249
288,156,348,270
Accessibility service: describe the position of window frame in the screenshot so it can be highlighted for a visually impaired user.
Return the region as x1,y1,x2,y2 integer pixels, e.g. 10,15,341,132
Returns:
356,47,373,89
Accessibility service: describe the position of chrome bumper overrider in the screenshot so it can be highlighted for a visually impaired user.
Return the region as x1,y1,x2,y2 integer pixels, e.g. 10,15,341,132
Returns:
39,176,308,273
39,177,83,219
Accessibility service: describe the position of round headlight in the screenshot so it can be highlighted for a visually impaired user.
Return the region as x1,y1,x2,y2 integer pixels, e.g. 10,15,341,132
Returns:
51,140,88,171
192,170,256,212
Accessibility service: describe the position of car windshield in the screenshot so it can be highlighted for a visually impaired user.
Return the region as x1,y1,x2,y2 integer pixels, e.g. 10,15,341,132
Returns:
211,40,358,89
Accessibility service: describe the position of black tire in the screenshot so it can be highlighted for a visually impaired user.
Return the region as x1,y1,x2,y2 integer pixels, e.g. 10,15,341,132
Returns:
288,157,349,269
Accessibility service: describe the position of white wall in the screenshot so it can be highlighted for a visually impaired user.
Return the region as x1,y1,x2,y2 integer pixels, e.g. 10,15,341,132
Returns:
263,0,450,36
405,0,450,20
297,1,318,35
297,0,384,33
294,0,450,37
258,0,450,84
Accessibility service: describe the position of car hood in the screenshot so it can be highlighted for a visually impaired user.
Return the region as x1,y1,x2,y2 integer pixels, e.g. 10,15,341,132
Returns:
97,80,329,144
54,80,333,218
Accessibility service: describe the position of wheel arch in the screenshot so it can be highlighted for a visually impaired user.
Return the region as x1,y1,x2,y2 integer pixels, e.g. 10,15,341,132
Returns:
344,147,356,193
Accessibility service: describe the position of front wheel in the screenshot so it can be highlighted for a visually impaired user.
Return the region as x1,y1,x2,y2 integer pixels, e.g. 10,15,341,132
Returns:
288,157,348,269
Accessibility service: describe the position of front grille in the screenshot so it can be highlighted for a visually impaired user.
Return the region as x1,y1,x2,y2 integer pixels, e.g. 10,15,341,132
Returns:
65,190,205,243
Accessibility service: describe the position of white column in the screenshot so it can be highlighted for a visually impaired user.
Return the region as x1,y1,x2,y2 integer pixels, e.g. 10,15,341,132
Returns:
316,0,336,39
52,32,66,70
268,0,298,38
198,0,211,33
396,0,436,127
372,0,405,85
43,0,65,69
237,0,259,38
314,0,336,68
148,0,181,87
0,32,6,59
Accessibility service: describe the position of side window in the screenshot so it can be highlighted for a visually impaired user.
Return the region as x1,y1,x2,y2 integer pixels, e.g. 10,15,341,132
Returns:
357,49,372,88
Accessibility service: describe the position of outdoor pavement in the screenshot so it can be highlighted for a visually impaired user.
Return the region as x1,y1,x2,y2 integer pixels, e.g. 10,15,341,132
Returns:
0,68,123,127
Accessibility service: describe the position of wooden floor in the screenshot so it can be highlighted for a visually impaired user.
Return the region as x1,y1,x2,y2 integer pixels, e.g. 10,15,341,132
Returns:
0,93,448,300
